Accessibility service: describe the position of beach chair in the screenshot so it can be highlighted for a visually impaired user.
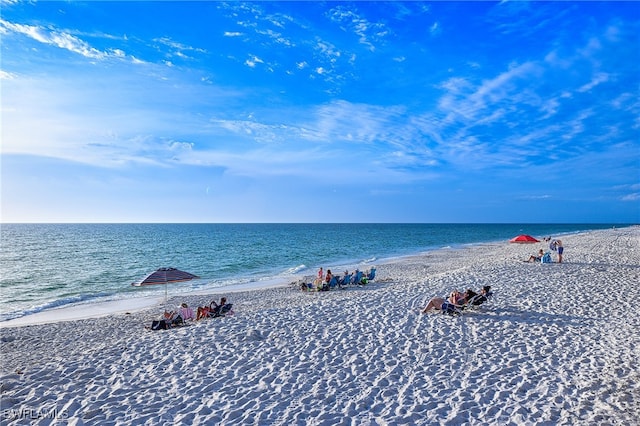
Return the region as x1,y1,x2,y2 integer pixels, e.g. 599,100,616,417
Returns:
440,301,463,316
367,268,376,281
541,252,553,264
339,273,351,288
210,303,234,317
328,276,339,290
467,286,493,306
201,303,234,318
458,288,494,312
351,270,364,285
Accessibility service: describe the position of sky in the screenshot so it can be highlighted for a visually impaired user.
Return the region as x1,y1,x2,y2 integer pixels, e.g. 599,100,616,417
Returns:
1,1,639,223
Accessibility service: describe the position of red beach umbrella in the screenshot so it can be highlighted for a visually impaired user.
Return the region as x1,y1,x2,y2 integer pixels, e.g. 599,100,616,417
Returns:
509,234,540,243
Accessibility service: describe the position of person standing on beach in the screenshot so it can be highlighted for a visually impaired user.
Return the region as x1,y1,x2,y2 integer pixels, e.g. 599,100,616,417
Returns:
556,240,564,263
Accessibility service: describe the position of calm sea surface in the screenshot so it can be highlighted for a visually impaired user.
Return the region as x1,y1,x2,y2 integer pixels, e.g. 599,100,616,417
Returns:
0,223,624,321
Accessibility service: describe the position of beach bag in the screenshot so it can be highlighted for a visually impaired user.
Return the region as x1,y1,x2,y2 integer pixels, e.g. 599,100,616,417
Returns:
151,320,169,330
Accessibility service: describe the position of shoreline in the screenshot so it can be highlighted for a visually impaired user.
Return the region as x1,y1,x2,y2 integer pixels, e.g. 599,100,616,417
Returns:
1,226,638,425
1,223,622,326
0,226,609,328
0,277,297,328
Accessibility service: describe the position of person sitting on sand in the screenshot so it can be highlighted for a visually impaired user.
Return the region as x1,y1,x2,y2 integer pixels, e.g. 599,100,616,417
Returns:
421,290,462,313
196,297,227,320
325,269,333,284
526,249,545,262
340,270,350,286
460,289,477,305
315,269,332,291
422,289,478,313
179,303,196,321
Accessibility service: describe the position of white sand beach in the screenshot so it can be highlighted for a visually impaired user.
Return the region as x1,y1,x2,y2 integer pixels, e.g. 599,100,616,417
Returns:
1,226,638,425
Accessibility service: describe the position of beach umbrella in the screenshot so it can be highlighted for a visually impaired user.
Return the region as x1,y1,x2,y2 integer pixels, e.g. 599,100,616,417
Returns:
131,267,199,302
509,234,540,243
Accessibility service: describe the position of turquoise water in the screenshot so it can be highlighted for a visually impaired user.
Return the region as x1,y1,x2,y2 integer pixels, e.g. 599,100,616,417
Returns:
0,223,625,321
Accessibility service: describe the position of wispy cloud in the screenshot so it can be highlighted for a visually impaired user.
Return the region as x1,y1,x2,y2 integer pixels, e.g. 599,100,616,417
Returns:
429,22,441,36
1,19,105,59
1,1,638,222
326,5,390,52
0,18,144,64
577,72,610,93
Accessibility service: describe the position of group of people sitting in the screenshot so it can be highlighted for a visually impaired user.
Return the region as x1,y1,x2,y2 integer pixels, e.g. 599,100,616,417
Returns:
149,298,234,330
301,267,376,291
421,285,492,314
195,297,234,320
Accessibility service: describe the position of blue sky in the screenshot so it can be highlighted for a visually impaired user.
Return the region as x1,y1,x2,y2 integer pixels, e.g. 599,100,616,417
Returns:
1,1,638,223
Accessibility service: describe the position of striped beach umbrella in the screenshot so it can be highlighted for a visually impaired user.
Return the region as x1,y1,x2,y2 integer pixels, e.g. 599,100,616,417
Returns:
132,267,199,301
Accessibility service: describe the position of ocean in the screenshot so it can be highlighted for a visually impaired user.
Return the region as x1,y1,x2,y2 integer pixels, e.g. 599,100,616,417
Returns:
0,223,624,322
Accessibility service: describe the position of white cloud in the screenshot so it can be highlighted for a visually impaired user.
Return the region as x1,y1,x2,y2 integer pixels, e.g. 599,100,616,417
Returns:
578,72,610,93
169,141,194,151
244,55,264,68
0,70,16,80
0,19,144,63
256,28,294,47
621,193,639,201
326,6,389,51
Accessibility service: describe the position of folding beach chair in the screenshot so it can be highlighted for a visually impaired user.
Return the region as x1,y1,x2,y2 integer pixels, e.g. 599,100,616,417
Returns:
367,268,376,281
351,270,364,285
339,273,351,288
441,301,463,316
328,276,339,290
458,288,494,312
210,303,234,318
